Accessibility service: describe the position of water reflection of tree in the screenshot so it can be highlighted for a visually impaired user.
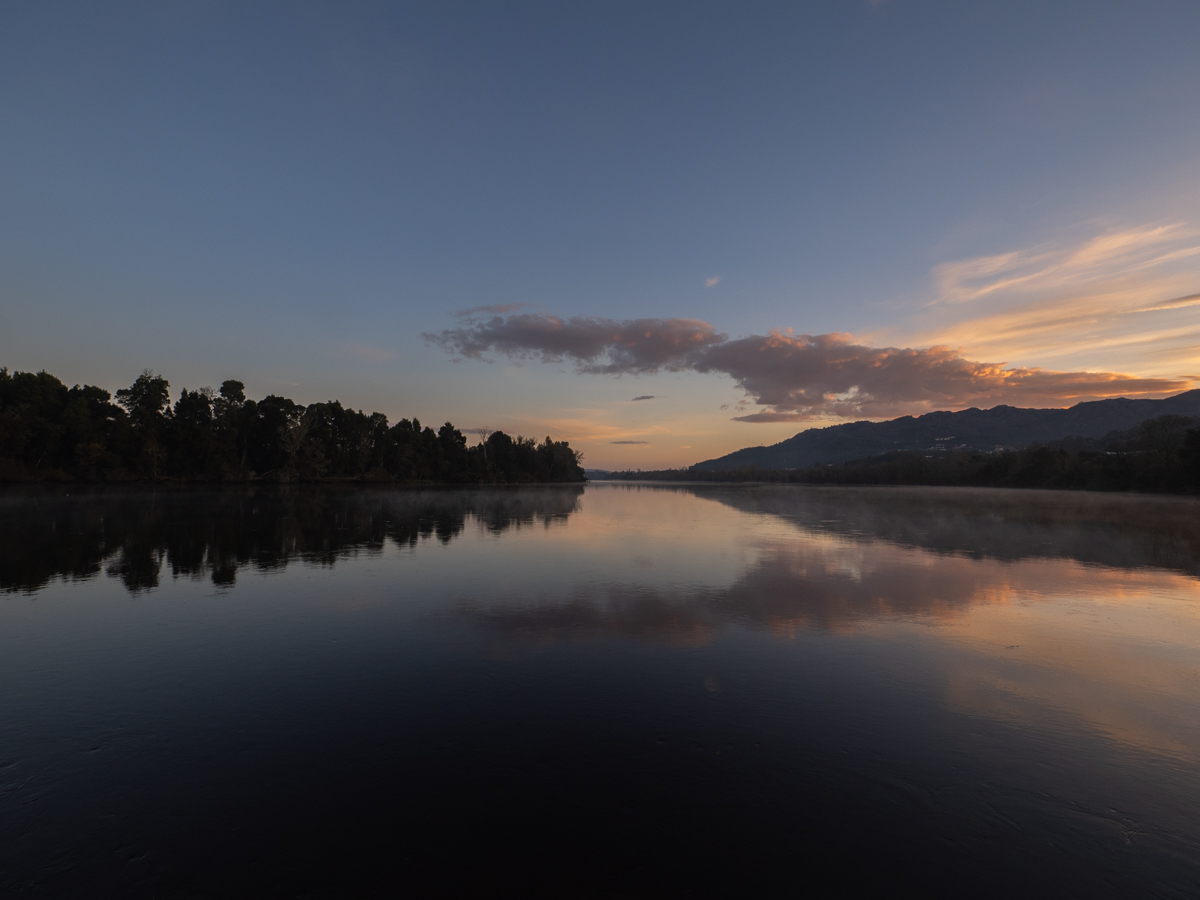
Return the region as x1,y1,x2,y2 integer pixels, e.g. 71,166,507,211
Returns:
0,486,583,594
679,484,1200,576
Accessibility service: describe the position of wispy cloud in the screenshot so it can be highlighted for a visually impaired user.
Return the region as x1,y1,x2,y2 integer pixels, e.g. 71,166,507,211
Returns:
631,395,656,401
932,224,1199,306
704,275,722,288
453,302,534,319
428,311,1190,420
612,440,650,445
899,222,1200,377
1145,291,1200,311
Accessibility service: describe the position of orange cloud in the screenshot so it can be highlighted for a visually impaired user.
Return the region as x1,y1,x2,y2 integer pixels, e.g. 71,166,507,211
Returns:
895,222,1200,377
428,222,1200,420
703,330,1188,420
429,312,1189,420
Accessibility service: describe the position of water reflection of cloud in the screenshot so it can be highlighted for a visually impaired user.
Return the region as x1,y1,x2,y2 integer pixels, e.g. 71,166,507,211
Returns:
684,484,1200,577
455,510,1200,762
459,589,718,647
458,534,1200,645
939,599,1200,762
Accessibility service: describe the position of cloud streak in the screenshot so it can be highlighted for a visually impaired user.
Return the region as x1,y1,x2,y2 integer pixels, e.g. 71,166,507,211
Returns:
428,312,1190,420
933,224,1200,306
453,303,535,318
896,222,1200,377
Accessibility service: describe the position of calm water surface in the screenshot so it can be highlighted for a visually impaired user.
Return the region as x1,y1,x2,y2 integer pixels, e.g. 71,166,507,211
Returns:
3,483,1200,897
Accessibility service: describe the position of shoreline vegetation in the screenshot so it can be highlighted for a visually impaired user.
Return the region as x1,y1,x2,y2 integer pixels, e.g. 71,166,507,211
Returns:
603,415,1200,494
0,368,585,484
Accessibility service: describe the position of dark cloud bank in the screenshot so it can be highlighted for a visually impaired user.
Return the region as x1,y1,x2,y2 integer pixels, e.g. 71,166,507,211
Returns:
425,313,1190,420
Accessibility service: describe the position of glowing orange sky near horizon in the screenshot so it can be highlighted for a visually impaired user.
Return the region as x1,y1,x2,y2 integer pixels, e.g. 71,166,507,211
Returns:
466,220,1200,468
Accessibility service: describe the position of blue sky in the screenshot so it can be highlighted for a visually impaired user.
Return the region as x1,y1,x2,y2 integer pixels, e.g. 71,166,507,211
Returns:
3,1,1199,467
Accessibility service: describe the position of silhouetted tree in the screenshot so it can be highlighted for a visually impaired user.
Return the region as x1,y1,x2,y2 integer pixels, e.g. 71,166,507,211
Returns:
0,366,585,484
115,370,171,478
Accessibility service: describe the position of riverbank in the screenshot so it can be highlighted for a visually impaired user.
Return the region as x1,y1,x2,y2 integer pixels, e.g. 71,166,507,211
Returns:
602,443,1200,494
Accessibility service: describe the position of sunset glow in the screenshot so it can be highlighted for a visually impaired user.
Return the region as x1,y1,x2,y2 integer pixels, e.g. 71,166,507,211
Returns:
3,3,1198,469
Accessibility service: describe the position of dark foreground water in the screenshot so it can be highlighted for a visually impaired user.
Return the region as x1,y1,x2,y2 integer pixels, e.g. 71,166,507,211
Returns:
3,484,1200,898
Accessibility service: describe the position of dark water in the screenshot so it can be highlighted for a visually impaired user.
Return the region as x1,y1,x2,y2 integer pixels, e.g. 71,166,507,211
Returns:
3,484,1200,898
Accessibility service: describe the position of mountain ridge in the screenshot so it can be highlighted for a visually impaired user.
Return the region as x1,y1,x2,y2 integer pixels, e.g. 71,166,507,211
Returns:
692,390,1200,471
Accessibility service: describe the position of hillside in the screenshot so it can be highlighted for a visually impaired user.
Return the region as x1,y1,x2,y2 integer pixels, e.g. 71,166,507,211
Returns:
692,390,1200,471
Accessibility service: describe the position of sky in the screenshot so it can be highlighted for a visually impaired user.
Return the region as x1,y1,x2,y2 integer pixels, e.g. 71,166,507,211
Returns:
2,0,1199,469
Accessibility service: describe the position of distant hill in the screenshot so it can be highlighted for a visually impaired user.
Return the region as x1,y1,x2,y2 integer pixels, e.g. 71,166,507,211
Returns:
692,390,1200,471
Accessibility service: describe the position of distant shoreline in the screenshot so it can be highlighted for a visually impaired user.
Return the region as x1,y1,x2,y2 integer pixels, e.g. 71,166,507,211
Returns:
597,440,1200,495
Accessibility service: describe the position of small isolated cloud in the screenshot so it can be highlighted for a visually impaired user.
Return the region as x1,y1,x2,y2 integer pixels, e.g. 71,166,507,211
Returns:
731,411,814,423
631,395,656,401
704,275,722,288
612,440,650,445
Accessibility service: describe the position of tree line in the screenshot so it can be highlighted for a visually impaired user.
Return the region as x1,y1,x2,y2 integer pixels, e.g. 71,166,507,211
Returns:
605,414,1200,494
0,367,585,483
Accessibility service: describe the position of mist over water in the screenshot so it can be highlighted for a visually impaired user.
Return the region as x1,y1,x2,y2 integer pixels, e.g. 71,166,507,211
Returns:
3,483,1200,897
